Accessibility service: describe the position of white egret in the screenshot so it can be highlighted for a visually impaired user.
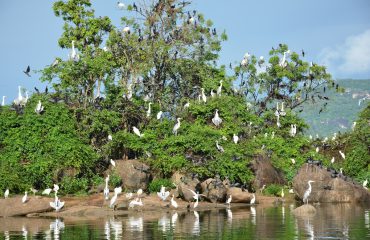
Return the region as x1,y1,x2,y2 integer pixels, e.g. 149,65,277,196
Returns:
123,26,131,34
290,124,297,137
108,134,113,141
114,186,122,195
210,89,215,98
187,189,204,202
104,175,110,200
275,102,280,117
216,140,224,153
331,157,335,164
50,193,65,211
226,194,232,207
217,80,223,96
280,102,286,116
170,195,178,208
315,147,319,153
156,111,163,120
129,198,143,208
291,158,296,164
289,189,294,194
133,126,143,137
363,179,368,189
201,88,207,103
352,122,357,131
250,194,256,205
303,180,315,204
146,102,152,118
260,184,266,193
241,58,248,66
157,185,170,201
184,101,190,109
14,86,24,105
4,189,9,198
70,40,77,61
30,187,38,195
212,109,222,127
233,134,239,144
22,191,28,203
126,192,133,199
281,189,285,198
188,17,195,24
279,51,288,68
34,100,44,114
110,159,116,167
172,118,181,136
53,184,59,193
1,96,6,106
110,193,118,208
117,2,125,10
137,188,143,196
276,115,281,128
339,150,345,160
42,188,52,195
258,56,265,67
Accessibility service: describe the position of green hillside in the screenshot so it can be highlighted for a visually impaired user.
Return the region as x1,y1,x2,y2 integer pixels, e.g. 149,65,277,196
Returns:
299,79,370,137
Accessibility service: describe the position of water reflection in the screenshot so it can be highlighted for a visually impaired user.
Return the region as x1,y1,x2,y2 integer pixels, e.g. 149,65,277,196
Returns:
0,203,368,239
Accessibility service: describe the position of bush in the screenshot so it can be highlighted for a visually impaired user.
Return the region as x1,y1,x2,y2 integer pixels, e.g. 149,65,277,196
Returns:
148,179,174,193
60,177,89,195
264,184,283,196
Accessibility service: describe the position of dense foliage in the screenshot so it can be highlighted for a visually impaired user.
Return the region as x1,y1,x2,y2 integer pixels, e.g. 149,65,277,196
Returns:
0,0,367,196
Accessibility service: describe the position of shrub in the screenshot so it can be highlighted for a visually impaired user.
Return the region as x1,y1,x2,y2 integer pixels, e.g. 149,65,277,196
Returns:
148,179,174,193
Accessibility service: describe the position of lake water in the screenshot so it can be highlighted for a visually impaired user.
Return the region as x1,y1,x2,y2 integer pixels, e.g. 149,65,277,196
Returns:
0,203,369,239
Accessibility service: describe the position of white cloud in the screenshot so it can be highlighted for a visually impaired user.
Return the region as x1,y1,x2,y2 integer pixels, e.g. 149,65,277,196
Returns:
319,29,370,76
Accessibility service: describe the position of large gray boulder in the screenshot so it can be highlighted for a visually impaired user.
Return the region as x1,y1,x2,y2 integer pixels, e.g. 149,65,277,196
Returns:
115,160,151,191
249,155,286,189
171,172,201,201
293,163,370,203
200,178,227,203
227,187,254,203
0,196,53,217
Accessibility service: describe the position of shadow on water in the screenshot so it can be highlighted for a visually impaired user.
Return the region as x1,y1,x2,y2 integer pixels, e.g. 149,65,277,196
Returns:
0,203,369,239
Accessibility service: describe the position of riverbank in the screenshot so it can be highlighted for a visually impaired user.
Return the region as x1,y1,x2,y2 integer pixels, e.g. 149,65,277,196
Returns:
0,192,294,218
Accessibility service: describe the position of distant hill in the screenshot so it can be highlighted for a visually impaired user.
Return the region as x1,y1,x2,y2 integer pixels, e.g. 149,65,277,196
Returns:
298,79,370,137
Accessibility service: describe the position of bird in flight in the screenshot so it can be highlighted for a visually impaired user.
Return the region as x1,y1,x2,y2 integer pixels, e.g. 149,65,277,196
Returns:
23,66,31,77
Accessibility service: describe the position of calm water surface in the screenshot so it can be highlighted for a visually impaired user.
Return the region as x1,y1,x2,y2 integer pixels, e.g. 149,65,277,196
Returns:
0,203,369,239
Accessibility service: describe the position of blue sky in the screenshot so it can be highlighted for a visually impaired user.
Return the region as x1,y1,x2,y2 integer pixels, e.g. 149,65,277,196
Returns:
1,0,370,103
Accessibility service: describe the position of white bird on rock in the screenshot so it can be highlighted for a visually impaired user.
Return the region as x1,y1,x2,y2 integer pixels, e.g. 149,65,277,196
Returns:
22,191,28,203
4,189,9,198
212,109,222,127
157,185,170,201
226,194,232,207
171,195,178,208
331,157,335,164
133,126,144,137
50,193,65,211
104,175,110,200
173,118,181,136
53,184,59,193
110,159,116,167
363,179,368,189
42,188,52,195
250,194,256,205
108,134,113,141
303,180,315,204
146,102,152,118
